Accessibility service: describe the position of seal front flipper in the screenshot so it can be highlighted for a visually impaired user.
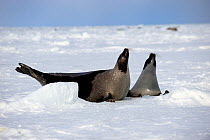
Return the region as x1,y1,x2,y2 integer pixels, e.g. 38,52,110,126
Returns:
106,99,115,102
127,91,142,97
94,93,115,103
105,93,115,102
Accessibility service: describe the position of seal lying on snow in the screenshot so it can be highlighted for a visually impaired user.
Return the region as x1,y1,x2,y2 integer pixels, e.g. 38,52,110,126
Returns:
127,53,169,97
16,48,130,102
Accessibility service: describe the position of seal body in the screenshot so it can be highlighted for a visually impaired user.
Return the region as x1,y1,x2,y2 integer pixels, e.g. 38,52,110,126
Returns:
128,53,161,97
16,48,130,102
87,65,130,102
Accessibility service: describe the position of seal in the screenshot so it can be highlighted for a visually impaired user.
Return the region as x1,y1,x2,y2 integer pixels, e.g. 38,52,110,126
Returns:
127,53,163,97
16,48,130,102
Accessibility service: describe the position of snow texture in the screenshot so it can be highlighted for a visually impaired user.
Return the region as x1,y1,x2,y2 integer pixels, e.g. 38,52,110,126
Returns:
0,24,210,140
0,83,79,113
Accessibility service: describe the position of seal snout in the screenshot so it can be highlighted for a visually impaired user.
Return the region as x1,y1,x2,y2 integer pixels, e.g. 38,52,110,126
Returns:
149,53,156,62
121,48,129,58
149,53,156,59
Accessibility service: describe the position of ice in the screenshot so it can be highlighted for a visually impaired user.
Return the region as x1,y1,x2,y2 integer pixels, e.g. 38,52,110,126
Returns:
0,24,210,140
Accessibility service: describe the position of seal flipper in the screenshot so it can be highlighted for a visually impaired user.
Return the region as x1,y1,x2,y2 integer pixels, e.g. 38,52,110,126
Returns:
16,63,34,75
101,93,116,102
163,90,169,95
105,93,115,102
16,63,47,86
127,91,142,97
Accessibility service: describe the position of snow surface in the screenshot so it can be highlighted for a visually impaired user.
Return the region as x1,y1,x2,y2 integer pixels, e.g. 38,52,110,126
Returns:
0,24,210,140
0,83,79,113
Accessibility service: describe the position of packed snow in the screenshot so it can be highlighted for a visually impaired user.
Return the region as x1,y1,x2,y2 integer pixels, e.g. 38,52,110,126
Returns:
0,24,210,140
0,83,79,113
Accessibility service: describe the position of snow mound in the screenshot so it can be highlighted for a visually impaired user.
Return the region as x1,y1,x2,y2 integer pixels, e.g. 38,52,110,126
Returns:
26,82,79,106
1,82,80,112
160,87,210,107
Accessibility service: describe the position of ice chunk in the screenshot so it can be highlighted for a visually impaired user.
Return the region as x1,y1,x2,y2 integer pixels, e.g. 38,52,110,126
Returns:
26,82,78,107
1,82,79,112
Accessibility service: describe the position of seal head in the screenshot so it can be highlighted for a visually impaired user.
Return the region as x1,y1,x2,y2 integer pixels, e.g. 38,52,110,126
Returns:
143,53,156,70
117,48,129,73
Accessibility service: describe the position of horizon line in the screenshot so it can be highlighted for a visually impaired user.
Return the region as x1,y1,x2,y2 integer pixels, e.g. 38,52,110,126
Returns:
1,22,210,28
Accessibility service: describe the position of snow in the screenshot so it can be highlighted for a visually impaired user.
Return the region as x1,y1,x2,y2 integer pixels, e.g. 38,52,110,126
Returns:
1,83,79,113
0,24,210,140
